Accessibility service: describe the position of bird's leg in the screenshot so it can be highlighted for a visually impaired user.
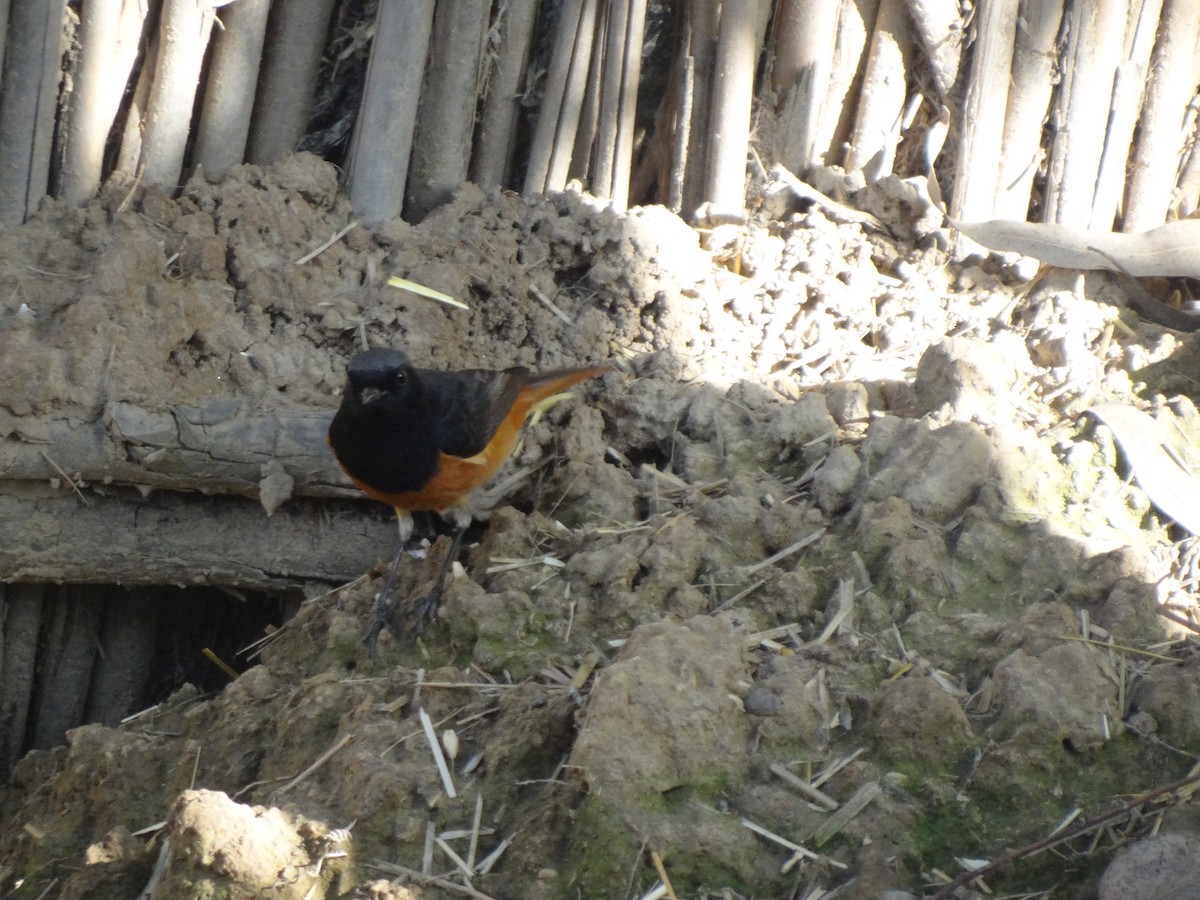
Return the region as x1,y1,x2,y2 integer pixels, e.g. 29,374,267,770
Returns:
362,512,417,653
412,524,466,634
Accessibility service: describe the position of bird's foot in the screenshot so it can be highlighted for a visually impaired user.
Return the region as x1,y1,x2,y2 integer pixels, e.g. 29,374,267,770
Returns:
361,605,390,655
360,533,418,655
361,527,462,651
361,584,441,650
411,589,443,635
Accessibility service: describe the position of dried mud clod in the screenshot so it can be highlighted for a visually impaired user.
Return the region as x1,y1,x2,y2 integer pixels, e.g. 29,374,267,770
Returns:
5,158,1200,898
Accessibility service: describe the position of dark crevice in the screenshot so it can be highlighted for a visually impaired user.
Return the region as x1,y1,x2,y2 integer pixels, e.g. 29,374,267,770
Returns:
0,583,295,778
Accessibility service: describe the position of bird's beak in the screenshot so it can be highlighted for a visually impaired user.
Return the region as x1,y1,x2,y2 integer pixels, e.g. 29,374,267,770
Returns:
359,387,386,405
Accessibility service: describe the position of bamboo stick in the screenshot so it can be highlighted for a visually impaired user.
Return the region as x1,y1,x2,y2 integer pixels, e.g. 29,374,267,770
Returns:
610,0,648,208
771,0,839,174
1043,0,1127,225
0,0,68,223
1124,0,1200,230
345,0,436,224
524,0,586,194
592,0,629,200
246,0,338,165
679,0,719,217
994,0,1064,220
59,0,148,205
815,0,878,169
138,0,219,189
568,4,605,186
667,37,695,213
1090,0,1163,230
608,0,647,210
949,0,1018,233
657,22,696,213
471,0,540,189
545,0,601,193
406,2,491,221
193,0,271,179
1172,102,1200,219
844,0,912,179
114,20,159,179
704,0,761,216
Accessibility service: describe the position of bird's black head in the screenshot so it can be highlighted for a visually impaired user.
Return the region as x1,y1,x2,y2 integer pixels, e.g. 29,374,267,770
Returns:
344,348,418,407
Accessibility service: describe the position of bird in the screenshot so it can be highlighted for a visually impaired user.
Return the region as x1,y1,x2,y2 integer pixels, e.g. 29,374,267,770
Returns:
328,347,608,648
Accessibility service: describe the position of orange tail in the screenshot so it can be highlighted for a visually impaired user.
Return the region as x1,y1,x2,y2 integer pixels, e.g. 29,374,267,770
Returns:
511,365,610,418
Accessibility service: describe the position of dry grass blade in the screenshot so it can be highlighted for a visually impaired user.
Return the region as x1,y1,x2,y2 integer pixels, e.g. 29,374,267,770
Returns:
417,680,519,690
769,762,838,810
810,780,881,846
467,793,483,872
294,220,359,264
273,733,353,797
201,647,239,681
710,578,766,615
40,451,92,506
739,817,848,870
930,765,1200,899
137,836,171,899
485,555,564,574
118,695,195,726
1158,605,1200,635
1062,633,1179,663
811,579,855,645
745,623,801,648
529,284,574,324
420,707,458,799
812,748,866,789
366,860,497,899
744,529,825,576
387,275,470,310
423,820,435,874
474,836,511,875
435,835,474,881
650,849,678,900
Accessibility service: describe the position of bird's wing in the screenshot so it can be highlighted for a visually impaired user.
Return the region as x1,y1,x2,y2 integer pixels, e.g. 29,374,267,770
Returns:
422,366,529,459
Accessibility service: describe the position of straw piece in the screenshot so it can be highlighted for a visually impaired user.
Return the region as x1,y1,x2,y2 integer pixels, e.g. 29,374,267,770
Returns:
420,707,458,799
467,794,484,872
387,276,470,310
769,762,839,810
811,780,882,847
367,859,496,899
744,529,825,575
295,221,359,265
649,849,678,900
474,835,511,874
274,733,354,796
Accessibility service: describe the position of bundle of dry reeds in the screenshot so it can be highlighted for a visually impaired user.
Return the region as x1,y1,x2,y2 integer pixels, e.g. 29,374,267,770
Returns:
0,0,1197,233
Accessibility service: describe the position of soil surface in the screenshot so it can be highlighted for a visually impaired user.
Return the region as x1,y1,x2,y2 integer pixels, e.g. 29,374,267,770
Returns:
4,154,1200,899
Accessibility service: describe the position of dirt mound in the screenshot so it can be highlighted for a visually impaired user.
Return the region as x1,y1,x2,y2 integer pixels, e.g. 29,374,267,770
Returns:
3,155,1200,898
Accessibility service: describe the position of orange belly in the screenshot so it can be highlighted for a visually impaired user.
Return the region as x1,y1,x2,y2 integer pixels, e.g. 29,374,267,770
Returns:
349,410,526,513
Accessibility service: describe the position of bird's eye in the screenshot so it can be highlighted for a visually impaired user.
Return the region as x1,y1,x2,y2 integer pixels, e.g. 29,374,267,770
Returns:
391,369,407,389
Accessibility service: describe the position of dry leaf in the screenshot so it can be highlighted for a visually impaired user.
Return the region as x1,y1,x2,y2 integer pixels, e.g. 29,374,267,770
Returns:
952,217,1200,278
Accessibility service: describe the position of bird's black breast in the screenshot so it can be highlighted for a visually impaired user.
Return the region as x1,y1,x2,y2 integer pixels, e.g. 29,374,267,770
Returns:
328,385,441,495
